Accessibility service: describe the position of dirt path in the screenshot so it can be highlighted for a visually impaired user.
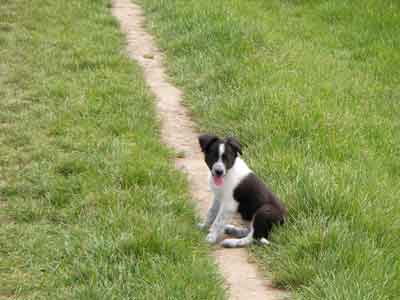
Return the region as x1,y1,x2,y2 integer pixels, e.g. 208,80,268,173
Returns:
112,1,287,299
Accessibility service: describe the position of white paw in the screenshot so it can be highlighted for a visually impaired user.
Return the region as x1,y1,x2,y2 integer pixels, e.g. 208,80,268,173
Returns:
259,238,270,246
206,233,218,244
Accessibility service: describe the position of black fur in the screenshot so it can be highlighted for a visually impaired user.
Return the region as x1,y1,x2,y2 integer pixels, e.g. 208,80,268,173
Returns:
198,134,219,153
198,135,239,173
226,137,242,155
233,173,287,240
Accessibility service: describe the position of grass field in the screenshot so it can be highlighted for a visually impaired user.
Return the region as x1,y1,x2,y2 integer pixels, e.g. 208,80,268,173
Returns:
0,0,225,299
139,0,400,299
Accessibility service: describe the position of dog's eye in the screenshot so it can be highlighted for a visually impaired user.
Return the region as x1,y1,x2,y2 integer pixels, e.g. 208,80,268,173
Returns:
222,154,227,160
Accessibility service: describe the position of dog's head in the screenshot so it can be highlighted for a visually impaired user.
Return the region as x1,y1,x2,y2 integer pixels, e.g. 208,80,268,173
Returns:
198,134,242,187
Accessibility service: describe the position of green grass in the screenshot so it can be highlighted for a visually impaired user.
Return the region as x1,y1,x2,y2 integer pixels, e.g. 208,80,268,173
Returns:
139,0,400,299
0,0,225,299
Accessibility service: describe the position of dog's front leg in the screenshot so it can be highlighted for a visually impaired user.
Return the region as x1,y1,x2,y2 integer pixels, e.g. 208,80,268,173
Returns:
198,196,220,231
206,201,237,244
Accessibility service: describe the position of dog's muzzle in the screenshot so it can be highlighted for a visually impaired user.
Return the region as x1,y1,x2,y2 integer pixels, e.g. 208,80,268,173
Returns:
212,162,225,177
211,163,225,187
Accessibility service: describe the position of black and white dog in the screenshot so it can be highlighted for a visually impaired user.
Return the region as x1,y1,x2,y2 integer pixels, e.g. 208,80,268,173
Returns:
198,134,287,248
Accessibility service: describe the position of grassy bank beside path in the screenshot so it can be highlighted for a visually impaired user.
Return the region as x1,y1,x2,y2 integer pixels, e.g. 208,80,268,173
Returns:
0,0,225,299
139,1,400,299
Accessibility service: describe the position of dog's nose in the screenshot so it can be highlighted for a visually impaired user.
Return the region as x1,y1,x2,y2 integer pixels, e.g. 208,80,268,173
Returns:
215,169,223,176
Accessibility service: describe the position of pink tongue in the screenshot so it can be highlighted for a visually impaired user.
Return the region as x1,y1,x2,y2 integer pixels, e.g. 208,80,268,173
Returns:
213,176,224,187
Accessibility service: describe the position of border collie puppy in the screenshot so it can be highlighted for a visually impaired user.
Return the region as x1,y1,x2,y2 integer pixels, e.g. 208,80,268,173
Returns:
198,134,287,248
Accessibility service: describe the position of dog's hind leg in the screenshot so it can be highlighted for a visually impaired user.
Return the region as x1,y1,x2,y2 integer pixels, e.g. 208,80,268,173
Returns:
221,230,254,248
252,204,285,245
224,224,250,238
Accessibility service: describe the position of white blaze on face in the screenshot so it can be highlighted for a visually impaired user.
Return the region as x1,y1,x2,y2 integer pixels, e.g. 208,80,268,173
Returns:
218,143,225,160
212,143,226,187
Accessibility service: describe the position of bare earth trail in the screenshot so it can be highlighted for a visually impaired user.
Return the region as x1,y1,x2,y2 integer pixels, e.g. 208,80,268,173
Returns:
112,1,287,299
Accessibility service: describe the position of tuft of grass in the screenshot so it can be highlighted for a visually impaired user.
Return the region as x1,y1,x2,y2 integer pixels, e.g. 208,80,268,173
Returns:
0,0,225,299
139,0,400,299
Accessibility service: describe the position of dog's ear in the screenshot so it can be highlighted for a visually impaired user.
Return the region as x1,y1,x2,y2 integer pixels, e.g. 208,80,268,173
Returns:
198,134,219,153
226,137,242,155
